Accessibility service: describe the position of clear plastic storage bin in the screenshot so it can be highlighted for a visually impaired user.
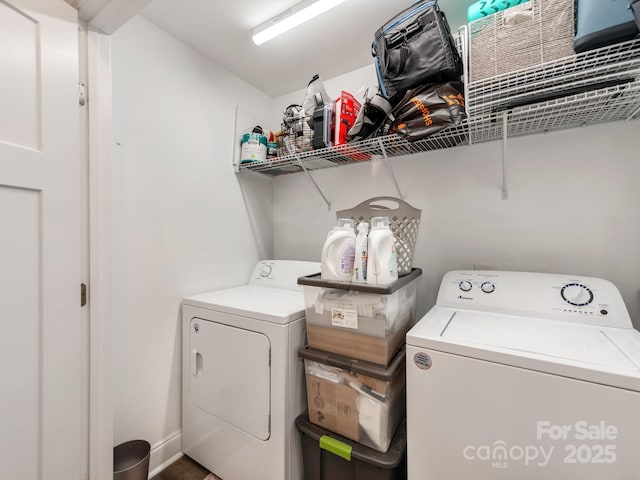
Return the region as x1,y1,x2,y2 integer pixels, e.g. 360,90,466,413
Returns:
299,347,406,453
298,269,421,366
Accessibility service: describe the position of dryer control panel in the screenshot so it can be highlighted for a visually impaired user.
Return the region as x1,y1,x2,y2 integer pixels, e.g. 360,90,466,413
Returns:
248,260,320,291
437,270,632,328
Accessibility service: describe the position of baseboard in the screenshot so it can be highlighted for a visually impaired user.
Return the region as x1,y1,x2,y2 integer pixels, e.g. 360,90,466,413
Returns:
148,430,182,478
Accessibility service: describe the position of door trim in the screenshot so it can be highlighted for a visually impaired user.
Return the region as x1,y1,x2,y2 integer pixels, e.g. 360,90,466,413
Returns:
87,28,113,480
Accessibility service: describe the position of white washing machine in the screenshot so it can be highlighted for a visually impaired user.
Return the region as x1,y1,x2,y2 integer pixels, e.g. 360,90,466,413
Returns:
406,270,640,479
181,260,320,480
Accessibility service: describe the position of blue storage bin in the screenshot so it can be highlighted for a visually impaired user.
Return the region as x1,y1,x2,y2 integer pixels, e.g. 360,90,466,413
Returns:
574,0,639,53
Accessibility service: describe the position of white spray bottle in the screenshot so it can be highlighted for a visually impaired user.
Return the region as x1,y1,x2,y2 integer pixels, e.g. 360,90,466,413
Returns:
366,216,398,285
321,218,356,281
351,221,369,284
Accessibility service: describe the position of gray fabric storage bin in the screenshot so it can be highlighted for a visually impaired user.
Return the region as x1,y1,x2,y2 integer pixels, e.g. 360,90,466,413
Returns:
469,0,575,81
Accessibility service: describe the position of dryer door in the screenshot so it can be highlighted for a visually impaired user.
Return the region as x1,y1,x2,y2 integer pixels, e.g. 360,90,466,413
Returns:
190,316,271,440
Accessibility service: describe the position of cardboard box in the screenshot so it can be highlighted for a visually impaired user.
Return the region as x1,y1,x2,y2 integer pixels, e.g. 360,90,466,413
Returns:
306,323,409,366
306,375,360,441
300,347,406,453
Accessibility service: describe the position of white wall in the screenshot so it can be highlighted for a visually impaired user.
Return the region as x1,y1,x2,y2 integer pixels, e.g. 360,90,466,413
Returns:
110,15,274,472
272,120,640,326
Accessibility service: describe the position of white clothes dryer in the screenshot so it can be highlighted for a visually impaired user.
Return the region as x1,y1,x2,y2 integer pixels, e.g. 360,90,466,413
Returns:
406,270,640,479
182,260,320,480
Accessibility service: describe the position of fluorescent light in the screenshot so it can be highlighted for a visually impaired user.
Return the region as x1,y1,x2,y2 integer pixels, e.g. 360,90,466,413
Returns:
252,0,349,46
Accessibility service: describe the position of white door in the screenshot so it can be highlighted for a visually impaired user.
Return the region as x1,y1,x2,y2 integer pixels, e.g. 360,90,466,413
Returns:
0,1,83,479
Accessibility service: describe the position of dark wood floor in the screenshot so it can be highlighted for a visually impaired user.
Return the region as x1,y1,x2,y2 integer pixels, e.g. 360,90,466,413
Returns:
150,455,221,480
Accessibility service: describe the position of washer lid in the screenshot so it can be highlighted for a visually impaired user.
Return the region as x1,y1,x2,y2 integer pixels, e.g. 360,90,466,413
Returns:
407,306,640,390
443,311,639,370
183,285,306,324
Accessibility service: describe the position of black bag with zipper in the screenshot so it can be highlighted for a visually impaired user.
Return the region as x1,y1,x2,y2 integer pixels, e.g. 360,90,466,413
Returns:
348,86,393,142
389,81,467,142
372,0,463,105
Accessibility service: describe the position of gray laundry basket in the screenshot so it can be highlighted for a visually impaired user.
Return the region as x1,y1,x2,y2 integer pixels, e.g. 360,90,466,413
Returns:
114,440,150,480
336,197,421,276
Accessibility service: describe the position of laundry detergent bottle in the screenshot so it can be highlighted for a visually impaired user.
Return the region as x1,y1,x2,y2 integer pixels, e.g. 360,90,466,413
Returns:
366,216,398,285
351,221,369,284
321,218,356,281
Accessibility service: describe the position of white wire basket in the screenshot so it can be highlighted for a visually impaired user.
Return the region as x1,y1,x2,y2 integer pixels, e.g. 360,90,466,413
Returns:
278,113,313,157
337,197,421,276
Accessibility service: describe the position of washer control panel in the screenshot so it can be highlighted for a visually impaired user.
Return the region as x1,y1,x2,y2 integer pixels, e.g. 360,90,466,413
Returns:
560,283,593,307
438,270,632,328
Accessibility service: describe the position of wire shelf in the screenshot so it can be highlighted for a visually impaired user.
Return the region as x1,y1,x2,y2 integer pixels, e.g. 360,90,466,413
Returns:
469,38,640,101
240,125,470,175
468,38,640,116
239,39,640,176
470,82,640,143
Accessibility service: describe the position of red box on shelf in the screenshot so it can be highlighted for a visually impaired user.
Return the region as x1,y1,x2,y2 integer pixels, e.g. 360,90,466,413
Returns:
334,91,361,145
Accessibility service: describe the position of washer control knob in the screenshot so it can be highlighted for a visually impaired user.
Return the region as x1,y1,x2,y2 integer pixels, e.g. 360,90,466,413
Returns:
458,281,473,292
259,264,272,278
561,283,593,307
481,282,496,294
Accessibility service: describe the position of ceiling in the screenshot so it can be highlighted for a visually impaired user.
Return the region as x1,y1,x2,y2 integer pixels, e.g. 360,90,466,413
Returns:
141,0,474,98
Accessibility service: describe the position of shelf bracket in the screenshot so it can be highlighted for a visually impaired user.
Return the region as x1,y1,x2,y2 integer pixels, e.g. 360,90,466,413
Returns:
627,102,640,121
502,111,509,200
295,154,331,210
232,104,240,173
378,138,403,199
459,25,473,147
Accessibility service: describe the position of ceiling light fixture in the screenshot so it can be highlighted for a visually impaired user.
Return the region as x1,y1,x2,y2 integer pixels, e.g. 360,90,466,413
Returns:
252,0,349,46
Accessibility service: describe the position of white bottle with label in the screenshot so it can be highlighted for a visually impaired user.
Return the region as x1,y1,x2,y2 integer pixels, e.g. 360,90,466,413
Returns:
321,218,356,281
366,216,398,285
351,221,369,284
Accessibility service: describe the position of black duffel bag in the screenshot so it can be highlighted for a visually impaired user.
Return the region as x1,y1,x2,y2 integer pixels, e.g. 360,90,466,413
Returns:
373,0,463,105
389,82,467,141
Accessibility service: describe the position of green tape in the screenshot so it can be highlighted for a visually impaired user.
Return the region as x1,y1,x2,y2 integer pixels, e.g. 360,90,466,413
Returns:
319,435,352,461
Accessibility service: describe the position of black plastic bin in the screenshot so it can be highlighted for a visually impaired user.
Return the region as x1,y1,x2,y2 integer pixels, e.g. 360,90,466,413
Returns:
113,440,151,480
296,413,407,480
